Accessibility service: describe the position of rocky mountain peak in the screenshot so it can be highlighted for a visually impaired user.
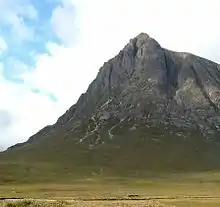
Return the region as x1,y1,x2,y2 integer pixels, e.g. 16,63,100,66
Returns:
134,32,150,40
8,33,220,150
125,33,161,58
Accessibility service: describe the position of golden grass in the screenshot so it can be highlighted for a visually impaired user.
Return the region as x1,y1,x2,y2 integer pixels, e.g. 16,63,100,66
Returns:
1,200,173,207
1,173,220,206
1,179,220,199
3,199,220,207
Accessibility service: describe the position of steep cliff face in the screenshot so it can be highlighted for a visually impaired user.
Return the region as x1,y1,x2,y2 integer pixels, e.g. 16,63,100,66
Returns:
16,33,220,146
4,33,220,172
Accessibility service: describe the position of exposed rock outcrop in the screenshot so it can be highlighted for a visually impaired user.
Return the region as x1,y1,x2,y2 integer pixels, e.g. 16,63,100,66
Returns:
8,33,220,150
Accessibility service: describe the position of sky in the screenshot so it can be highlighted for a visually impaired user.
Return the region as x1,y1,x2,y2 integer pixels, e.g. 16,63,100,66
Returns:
0,0,220,150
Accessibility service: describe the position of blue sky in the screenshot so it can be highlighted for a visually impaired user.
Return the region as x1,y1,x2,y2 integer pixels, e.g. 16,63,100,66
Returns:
0,0,63,88
0,0,220,150
0,0,81,149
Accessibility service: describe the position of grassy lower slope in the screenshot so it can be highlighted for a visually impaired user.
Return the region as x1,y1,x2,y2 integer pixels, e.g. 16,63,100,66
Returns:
1,121,220,183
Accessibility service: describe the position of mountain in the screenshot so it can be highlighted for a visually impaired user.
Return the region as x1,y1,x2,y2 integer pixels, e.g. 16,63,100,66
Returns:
1,33,220,180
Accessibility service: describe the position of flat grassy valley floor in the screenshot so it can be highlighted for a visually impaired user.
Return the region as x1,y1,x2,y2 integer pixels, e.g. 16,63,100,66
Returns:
1,172,220,206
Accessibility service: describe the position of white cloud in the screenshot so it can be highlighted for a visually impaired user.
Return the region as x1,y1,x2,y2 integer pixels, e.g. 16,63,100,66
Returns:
0,0,38,41
22,43,87,106
0,63,4,76
7,14,35,41
6,58,28,79
0,73,64,150
51,1,78,45
0,37,7,54
73,0,220,63
1,0,220,150
0,44,99,150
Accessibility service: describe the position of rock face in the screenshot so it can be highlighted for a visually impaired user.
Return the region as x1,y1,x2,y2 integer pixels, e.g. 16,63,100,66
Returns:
0,33,220,173
18,33,220,145
5,33,220,171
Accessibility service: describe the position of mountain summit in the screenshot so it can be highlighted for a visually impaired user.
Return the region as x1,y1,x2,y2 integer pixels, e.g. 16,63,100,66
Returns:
2,33,220,174
15,32,220,143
